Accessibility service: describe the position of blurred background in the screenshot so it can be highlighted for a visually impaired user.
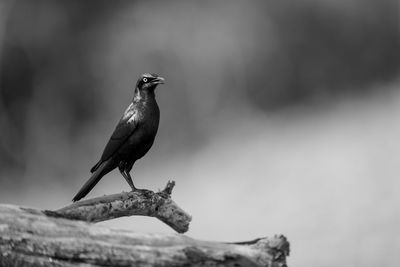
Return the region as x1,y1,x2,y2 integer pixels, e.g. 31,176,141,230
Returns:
0,0,399,265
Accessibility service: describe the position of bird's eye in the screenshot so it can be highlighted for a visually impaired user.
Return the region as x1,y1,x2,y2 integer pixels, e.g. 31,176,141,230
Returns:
143,78,148,82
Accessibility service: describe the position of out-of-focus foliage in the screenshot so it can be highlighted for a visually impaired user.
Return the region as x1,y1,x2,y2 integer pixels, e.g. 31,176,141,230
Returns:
0,0,398,180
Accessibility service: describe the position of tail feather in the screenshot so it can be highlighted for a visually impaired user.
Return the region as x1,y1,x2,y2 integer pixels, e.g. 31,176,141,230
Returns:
90,161,101,173
72,161,111,202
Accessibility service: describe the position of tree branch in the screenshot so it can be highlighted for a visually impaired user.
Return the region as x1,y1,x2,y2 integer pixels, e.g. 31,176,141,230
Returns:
44,180,191,234
0,203,289,266
0,181,290,266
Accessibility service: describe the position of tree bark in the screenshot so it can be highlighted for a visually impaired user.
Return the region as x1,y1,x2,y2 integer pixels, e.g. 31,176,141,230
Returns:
0,182,290,267
45,181,191,234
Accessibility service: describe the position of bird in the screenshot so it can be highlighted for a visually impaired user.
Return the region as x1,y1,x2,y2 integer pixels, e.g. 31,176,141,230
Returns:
72,73,165,202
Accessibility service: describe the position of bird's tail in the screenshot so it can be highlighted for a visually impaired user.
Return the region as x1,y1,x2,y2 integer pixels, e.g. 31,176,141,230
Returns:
72,161,112,202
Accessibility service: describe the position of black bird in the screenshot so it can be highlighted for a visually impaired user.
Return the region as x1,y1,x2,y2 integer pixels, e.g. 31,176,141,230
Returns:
72,73,165,202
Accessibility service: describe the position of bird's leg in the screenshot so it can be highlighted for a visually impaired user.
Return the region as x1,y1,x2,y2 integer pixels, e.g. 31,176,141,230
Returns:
118,164,136,191
124,170,138,191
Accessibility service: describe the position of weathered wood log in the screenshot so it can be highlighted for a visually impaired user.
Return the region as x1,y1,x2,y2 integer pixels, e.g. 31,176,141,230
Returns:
0,181,290,266
0,205,289,266
44,180,191,233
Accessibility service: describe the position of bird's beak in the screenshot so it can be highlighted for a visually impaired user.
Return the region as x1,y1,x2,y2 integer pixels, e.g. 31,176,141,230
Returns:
153,76,165,85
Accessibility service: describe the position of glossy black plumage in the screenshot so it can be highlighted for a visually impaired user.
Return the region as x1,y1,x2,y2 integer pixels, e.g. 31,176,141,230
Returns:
72,73,164,202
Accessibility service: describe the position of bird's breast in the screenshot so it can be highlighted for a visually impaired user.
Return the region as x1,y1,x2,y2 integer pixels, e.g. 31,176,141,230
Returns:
125,99,159,156
140,100,160,136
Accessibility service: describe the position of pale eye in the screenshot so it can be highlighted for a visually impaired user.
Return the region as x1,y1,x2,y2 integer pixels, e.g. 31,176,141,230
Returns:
143,78,148,82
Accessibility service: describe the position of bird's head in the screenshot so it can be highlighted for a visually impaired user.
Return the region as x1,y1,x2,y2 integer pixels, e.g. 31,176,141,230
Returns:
135,73,165,94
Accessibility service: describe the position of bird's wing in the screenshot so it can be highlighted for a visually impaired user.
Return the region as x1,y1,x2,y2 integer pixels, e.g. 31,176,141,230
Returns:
90,106,138,173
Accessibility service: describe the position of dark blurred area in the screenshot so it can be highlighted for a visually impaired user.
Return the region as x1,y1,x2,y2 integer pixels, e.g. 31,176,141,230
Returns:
0,0,399,266
1,0,399,179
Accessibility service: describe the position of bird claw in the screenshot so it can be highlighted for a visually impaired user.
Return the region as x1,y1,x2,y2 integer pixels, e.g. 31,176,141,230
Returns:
130,187,144,192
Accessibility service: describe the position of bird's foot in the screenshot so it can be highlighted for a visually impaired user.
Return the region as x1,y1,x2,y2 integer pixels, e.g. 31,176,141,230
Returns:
130,186,145,192
130,187,153,196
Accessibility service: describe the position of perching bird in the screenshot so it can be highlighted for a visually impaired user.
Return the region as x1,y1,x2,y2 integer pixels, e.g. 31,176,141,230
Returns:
72,73,165,202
